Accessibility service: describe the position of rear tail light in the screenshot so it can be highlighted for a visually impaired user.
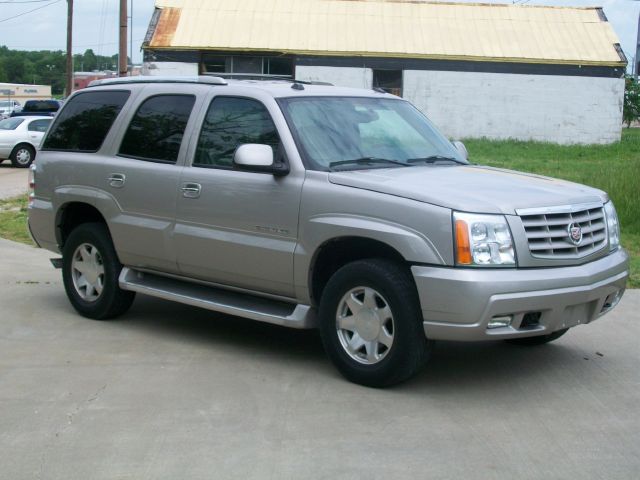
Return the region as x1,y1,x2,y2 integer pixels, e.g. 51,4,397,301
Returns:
28,163,36,208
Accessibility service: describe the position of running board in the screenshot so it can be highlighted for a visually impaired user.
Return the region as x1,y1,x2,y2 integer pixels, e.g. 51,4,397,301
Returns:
118,267,316,329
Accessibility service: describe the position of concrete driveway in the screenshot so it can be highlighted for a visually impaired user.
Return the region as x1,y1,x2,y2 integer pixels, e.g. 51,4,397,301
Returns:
0,163,29,200
0,238,638,480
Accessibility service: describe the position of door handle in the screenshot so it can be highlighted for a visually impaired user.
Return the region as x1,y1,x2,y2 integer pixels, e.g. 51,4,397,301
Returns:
108,173,126,188
181,182,201,198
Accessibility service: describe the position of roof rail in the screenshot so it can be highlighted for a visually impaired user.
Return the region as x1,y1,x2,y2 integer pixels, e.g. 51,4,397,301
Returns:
87,75,228,87
206,73,333,86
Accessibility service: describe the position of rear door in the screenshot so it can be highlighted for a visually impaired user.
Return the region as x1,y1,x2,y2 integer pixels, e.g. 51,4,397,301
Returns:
26,118,52,147
174,94,304,297
99,85,200,273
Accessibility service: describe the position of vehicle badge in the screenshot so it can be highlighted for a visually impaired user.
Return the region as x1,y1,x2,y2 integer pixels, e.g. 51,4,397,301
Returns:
567,222,582,245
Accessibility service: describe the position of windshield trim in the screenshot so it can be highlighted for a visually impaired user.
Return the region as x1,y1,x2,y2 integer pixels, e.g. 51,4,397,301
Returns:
276,95,466,172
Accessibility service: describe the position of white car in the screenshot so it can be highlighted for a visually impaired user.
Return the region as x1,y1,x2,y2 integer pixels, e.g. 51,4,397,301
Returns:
0,116,52,168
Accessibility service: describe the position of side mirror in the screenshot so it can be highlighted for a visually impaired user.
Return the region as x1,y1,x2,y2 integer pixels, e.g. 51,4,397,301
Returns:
452,140,468,162
233,144,289,176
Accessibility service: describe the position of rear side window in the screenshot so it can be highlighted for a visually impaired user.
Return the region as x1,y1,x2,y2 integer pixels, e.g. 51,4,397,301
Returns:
28,119,52,132
119,95,195,164
194,97,280,168
43,91,129,152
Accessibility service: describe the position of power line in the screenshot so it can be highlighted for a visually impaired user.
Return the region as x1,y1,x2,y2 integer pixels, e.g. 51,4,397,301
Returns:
0,1,53,4
0,0,62,23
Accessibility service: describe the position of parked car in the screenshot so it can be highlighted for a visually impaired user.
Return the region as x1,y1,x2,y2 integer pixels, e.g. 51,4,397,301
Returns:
10,99,62,118
27,77,628,387
0,116,52,167
0,100,22,119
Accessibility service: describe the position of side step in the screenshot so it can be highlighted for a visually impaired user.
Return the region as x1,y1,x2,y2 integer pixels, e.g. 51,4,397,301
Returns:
118,267,316,329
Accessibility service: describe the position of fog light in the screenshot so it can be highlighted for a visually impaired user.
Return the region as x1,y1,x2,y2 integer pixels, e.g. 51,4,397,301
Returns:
488,315,513,329
601,290,623,313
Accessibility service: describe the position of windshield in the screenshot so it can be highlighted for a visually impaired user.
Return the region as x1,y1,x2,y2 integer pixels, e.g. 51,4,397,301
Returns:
278,96,466,171
0,118,24,130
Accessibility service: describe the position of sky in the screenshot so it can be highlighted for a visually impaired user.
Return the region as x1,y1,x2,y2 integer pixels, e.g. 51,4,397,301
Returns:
0,0,638,68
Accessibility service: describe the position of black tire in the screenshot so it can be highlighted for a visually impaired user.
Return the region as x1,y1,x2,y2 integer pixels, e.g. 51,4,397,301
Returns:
62,222,135,320
318,258,431,388
506,328,569,346
10,144,35,168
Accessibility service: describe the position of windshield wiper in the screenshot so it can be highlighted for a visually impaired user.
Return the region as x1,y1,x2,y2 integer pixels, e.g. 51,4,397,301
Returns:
329,157,410,170
406,155,465,165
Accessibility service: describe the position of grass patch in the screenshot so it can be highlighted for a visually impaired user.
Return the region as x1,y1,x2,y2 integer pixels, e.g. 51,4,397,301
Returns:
0,195,32,244
465,129,640,287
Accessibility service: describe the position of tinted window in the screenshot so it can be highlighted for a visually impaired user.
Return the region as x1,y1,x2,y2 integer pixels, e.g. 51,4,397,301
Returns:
28,119,52,132
43,91,129,152
194,97,280,168
0,118,24,130
119,95,195,163
23,100,60,112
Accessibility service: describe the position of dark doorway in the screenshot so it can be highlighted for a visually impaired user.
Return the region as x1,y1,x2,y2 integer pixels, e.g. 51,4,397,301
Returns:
373,70,403,96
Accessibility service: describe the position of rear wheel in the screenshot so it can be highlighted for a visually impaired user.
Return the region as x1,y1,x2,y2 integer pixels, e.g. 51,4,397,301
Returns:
506,328,568,346
62,222,135,320
318,259,431,387
10,144,35,168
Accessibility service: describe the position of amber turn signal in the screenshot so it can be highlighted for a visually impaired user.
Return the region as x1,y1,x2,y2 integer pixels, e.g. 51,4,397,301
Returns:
455,219,472,265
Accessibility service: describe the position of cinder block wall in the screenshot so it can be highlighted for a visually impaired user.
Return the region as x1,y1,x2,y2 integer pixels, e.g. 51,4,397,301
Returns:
295,66,373,90
404,70,624,145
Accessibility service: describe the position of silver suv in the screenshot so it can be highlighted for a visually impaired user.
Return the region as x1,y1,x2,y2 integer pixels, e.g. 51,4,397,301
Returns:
28,77,629,387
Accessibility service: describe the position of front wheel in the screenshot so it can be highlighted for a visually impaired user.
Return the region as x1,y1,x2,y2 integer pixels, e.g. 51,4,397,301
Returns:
318,259,431,387
506,328,568,346
62,222,135,320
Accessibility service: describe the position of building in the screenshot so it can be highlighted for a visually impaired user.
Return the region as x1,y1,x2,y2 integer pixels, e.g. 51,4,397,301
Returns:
73,71,118,90
142,0,627,144
0,83,52,104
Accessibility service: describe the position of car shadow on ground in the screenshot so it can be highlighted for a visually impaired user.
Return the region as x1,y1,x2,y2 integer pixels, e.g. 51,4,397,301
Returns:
109,295,589,392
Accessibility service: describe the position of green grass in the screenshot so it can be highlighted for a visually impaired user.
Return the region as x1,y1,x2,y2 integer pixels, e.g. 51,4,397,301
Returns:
0,130,638,286
464,129,640,287
0,195,32,244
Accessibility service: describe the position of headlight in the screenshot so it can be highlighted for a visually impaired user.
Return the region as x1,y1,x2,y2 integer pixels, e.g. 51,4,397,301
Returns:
604,201,620,251
453,212,516,266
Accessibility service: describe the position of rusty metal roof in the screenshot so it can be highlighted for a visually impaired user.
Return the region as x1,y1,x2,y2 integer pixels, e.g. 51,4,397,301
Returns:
145,0,626,67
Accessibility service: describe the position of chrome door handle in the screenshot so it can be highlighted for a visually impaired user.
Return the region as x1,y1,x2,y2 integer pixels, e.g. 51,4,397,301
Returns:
108,173,126,188
181,182,201,198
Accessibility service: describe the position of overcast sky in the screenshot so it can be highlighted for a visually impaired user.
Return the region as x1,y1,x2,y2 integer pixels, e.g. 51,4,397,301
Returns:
0,0,638,67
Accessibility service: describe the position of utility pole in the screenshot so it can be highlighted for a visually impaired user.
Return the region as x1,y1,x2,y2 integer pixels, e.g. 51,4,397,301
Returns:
66,0,73,96
636,10,640,80
130,0,133,72
119,0,128,77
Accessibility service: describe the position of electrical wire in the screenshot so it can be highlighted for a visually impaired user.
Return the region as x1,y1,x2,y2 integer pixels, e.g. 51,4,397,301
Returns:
0,0,62,23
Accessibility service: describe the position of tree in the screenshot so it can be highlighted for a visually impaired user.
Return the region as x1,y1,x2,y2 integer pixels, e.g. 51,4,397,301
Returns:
623,75,640,128
83,49,97,71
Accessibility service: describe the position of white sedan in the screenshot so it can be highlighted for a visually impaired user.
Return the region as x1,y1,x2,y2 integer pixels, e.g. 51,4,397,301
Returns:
0,116,53,168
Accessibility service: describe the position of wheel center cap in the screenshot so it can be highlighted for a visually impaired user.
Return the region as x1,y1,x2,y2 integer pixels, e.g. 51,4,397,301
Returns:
355,309,380,341
85,262,99,284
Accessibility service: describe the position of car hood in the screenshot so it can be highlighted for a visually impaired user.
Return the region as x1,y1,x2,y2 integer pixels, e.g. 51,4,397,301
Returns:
328,165,607,215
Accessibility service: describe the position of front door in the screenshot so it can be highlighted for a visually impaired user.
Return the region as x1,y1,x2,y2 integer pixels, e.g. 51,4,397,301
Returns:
174,96,303,297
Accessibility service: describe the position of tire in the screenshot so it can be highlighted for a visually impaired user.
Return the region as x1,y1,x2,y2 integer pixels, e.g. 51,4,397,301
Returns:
318,258,431,388
506,328,568,346
62,222,135,320
10,144,35,168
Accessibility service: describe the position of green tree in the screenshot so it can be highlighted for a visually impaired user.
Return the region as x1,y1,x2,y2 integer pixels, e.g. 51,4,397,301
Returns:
83,49,97,71
623,75,640,128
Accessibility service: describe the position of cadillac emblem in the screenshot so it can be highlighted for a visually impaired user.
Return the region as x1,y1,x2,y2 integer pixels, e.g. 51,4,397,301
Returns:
567,222,583,245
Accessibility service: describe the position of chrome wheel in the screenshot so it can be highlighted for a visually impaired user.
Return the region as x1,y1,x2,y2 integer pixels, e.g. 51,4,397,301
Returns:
336,287,394,365
15,147,32,166
71,243,105,302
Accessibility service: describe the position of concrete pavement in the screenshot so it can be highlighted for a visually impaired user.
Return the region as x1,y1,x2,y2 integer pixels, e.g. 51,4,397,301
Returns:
0,238,638,479
0,163,28,200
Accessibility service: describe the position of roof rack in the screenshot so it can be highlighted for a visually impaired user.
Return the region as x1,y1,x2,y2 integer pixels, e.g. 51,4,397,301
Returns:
87,75,228,87
206,73,333,86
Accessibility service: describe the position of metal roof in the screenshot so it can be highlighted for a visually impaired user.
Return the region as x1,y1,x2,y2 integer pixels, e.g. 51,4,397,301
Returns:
145,0,626,67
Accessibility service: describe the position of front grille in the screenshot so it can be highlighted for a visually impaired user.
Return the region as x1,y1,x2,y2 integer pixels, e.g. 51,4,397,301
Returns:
520,204,607,259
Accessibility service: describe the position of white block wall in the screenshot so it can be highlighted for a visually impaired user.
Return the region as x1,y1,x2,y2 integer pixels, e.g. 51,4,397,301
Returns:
142,62,199,76
295,66,373,89
403,70,624,145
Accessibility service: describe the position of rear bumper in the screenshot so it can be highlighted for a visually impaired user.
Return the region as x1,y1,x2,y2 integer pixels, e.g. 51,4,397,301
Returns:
411,248,629,341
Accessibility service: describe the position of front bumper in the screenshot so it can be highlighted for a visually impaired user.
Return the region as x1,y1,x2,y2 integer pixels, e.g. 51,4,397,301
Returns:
412,248,629,341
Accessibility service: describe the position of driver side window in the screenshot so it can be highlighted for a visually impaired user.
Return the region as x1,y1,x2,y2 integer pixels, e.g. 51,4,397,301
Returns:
193,97,280,168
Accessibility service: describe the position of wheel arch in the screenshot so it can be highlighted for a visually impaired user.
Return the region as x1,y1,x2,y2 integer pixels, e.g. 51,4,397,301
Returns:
55,201,110,249
308,236,408,306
